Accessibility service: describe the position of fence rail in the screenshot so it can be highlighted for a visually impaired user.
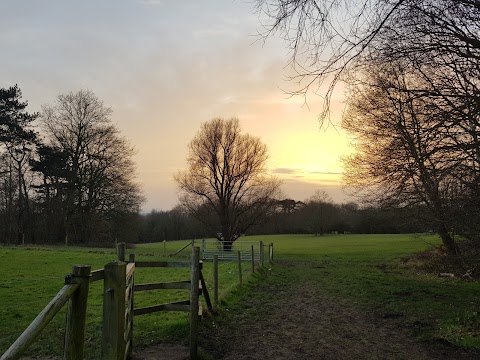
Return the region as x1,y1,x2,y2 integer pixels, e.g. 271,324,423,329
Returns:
1,265,91,360
1,240,274,360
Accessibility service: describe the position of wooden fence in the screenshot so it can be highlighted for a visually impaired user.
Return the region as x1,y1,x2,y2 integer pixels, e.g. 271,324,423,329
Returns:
0,246,210,360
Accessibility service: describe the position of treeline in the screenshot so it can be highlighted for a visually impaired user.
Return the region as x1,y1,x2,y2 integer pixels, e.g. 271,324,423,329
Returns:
138,198,429,243
0,86,143,246
254,201,427,236
0,85,434,247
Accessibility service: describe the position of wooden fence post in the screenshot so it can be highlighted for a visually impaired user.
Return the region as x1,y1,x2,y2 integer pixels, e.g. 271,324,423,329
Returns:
1,276,80,359
64,265,92,360
126,254,136,360
117,243,126,262
163,240,166,256
259,241,264,267
213,255,219,305
251,245,255,273
102,261,126,360
237,251,242,285
190,247,200,360
269,243,274,263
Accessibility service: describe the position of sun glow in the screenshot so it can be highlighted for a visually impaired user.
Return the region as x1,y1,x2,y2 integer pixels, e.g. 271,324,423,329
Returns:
264,122,353,201
232,89,353,202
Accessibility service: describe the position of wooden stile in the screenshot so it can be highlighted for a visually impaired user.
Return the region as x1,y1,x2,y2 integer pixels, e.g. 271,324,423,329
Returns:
64,265,92,360
135,261,190,268
90,269,105,282
2,240,216,360
102,261,126,360
1,284,79,360
134,300,191,316
117,243,126,262
134,280,191,291
189,247,200,360
125,254,135,360
199,270,213,312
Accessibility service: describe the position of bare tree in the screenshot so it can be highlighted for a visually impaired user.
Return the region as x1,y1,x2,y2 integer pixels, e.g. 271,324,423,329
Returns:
255,0,480,122
342,63,466,255
39,90,143,244
304,190,334,235
175,118,281,250
258,1,480,255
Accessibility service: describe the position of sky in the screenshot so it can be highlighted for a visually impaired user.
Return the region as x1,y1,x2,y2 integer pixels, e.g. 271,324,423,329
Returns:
1,0,353,212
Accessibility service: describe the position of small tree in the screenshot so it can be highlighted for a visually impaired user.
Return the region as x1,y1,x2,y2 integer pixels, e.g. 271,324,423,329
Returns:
175,118,281,250
304,190,334,236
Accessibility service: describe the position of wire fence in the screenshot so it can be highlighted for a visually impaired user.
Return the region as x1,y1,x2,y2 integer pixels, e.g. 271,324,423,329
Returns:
199,239,262,261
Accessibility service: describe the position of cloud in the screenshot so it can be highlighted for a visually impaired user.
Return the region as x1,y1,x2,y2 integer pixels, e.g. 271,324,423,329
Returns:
309,171,343,175
271,167,342,177
0,0,350,212
137,0,164,6
192,28,241,39
271,168,297,175
280,177,352,203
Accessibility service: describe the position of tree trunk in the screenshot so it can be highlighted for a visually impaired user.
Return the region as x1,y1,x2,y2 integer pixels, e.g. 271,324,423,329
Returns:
223,240,233,252
437,223,460,256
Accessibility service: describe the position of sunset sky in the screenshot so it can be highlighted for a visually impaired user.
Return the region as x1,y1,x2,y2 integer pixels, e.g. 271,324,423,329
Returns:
1,0,353,211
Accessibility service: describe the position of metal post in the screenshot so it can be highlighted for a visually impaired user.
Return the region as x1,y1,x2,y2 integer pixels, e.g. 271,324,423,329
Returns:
213,255,219,305
237,251,242,285
251,245,255,273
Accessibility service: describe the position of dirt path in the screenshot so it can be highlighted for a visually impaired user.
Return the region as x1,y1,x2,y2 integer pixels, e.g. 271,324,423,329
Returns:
197,261,479,360
133,260,480,360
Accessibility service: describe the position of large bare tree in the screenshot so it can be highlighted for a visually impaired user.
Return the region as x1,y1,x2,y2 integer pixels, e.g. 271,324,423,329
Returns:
342,63,468,255
255,0,480,122
175,118,281,250
39,90,143,244
258,0,480,255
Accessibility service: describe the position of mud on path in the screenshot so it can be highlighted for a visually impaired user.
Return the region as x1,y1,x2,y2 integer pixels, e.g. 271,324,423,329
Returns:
195,260,480,360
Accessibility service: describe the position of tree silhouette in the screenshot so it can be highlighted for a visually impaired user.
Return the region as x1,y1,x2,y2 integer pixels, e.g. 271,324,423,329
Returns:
175,118,281,250
40,89,143,244
0,85,38,243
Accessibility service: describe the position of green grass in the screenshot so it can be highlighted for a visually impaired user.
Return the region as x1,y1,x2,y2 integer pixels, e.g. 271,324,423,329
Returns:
0,241,246,358
232,234,480,349
240,233,440,259
0,247,115,357
1,234,479,357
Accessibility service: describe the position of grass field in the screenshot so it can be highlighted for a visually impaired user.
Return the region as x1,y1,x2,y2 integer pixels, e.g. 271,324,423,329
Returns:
235,234,480,349
1,234,479,358
0,240,247,358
